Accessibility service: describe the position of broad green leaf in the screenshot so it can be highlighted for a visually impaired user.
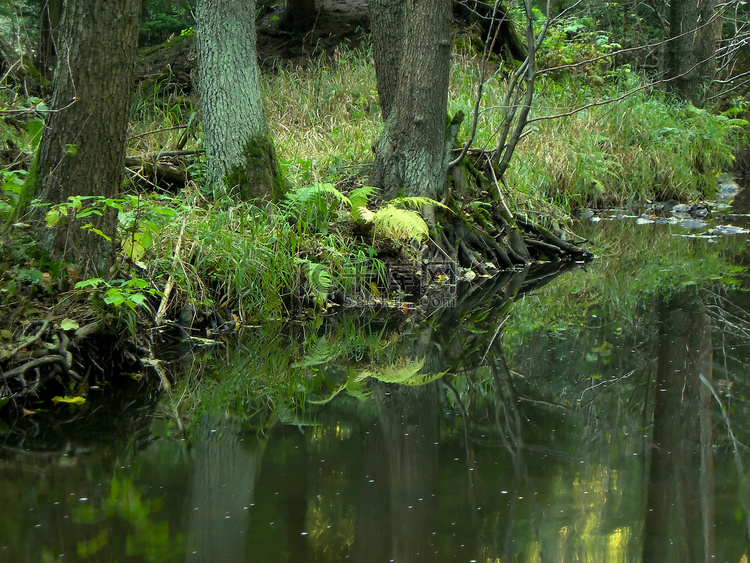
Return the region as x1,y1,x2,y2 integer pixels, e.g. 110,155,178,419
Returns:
59,318,79,331
45,207,64,227
122,237,146,261
128,293,148,306
25,118,44,148
75,278,104,289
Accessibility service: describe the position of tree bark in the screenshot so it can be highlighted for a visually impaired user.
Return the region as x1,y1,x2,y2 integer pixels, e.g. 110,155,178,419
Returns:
196,0,283,201
38,0,63,86
30,0,140,276
369,0,453,201
284,0,319,32
666,0,719,106
369,0,405,122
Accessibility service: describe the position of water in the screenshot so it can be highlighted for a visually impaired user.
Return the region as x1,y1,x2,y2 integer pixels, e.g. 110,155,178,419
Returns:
2,214,750,561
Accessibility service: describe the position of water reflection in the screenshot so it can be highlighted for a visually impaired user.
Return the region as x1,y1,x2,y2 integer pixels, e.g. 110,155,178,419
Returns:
644,288,715,561
2,251,750,560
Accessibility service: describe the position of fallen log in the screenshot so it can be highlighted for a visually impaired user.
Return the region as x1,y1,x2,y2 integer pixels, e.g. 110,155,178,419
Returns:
125,155,188,186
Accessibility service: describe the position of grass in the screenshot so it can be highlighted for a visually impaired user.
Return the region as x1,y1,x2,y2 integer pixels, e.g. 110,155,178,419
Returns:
2,29,747,328
265,46,381,185
259,43,745,214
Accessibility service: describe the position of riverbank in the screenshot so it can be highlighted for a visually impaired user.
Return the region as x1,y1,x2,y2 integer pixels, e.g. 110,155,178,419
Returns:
1,14,747,415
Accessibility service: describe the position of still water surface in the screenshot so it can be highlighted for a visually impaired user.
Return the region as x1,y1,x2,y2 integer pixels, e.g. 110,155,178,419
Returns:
2,214,750,561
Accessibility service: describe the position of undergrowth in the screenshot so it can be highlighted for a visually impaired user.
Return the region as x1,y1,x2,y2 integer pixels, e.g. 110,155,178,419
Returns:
1,27,746,330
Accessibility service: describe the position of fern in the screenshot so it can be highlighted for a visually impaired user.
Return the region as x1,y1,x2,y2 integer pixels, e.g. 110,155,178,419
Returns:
285,182,349,209
296,258,333,297
349,185,379,223
389,196,452,212
308,367,371,404
293,336,338,368
356,357,446,386
373,205,429,242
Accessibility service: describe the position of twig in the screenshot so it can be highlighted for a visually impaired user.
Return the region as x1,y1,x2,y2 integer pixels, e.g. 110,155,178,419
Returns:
128,125,188,140
155,216,188,326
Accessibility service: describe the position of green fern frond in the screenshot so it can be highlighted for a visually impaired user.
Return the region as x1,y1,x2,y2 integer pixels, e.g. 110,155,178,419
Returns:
350,186,379,223
293,336,337,368
356,357,445,386
388,196,452,212
295,258,333,297
286,182,350,208
309,367,371,404
349,185,380,206
373,205,429,242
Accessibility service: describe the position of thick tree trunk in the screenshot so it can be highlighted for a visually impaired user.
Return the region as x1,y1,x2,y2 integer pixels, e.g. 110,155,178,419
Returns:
369,0,453,201
666,0,719,106
187,417,261,561
643,289,715,560
196,0,283,201
369,0,405,122
30,0,140,276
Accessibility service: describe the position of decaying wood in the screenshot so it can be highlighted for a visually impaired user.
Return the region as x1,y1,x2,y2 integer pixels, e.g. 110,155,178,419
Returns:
125,155,188,185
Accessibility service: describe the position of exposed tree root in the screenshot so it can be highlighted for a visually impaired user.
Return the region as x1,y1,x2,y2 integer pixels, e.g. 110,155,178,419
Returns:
430,150,592,271
0,314,154,410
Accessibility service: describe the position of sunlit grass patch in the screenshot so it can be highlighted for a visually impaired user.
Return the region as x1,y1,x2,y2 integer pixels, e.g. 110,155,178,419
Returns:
264,46,381,186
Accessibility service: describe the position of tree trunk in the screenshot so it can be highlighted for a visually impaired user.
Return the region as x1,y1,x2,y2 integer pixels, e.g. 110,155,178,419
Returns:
643,289,715,560
369,0,453,201
196,0,283,201
38,0,62,86
452,0,526,61
369,0,405,122
666,0,719,106
284,0,319,32
187,417,261,562
30,0,140,276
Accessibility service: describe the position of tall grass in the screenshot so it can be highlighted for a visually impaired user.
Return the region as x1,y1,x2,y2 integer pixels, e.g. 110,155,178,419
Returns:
261,44,744,210
264,46,381,185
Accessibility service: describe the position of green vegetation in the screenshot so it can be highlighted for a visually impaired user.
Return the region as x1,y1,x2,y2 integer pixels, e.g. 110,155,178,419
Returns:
503,218,747,342
0,6,748,411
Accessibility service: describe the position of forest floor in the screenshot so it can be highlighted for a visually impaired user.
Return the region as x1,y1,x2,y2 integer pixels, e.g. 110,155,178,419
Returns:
257,0,370,62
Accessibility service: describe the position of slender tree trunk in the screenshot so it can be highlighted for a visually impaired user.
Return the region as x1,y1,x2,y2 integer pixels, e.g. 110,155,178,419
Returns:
30,0,140,276
196,0,283,200
38,0,62,86
369,0,453,201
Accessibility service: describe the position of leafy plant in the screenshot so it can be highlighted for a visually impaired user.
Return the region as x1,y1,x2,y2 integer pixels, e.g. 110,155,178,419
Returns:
74,277,161,313
285,182,448,242
0,169,27,218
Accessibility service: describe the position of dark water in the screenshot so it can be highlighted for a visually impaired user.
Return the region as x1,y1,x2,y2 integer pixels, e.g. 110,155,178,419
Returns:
3,214,750,561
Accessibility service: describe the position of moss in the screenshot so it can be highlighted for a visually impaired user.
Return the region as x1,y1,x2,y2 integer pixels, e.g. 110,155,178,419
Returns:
226,134,288,202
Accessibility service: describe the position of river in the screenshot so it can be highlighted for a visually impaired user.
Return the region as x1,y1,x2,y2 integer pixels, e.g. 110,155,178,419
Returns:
2,188,750,561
